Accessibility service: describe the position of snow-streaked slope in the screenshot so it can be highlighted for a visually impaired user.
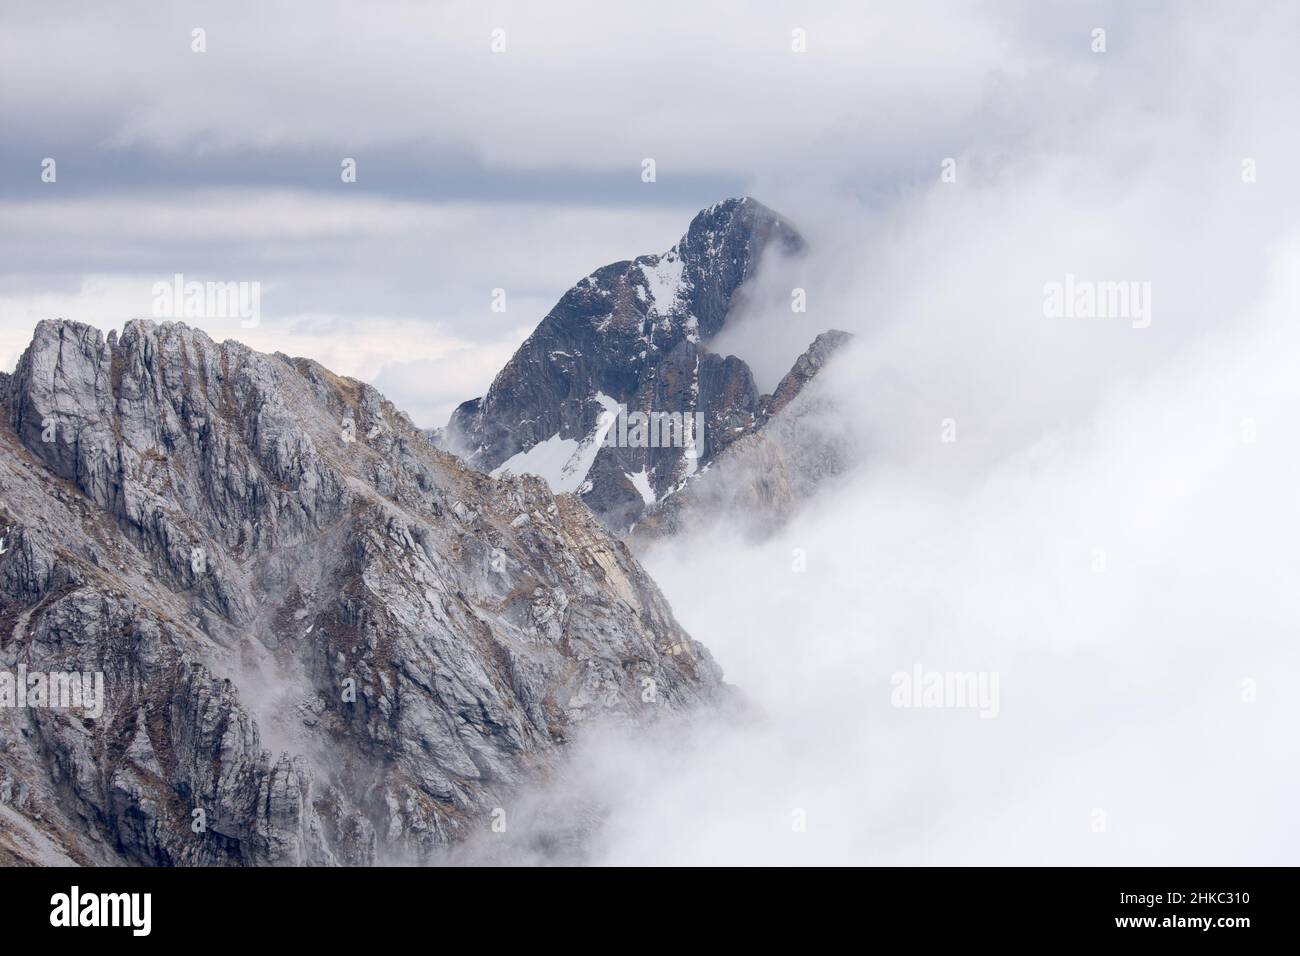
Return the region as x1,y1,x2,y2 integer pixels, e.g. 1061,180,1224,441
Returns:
491,392,622,494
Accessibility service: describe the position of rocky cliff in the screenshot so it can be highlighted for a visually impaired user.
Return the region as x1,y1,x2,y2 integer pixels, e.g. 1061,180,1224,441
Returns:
0,318,722,865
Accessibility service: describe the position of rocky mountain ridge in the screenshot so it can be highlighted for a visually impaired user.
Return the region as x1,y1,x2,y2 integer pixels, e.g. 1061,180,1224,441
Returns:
0,318,722,865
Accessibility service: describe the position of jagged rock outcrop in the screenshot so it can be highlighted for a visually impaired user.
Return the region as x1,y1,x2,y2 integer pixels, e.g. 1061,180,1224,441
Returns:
764,330,854,419
630,330,856,544
0,318,722,865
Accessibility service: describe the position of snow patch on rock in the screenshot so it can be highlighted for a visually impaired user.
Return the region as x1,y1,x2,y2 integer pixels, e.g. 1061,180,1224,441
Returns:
641,253,686,317
491,392,623,494
626,468,656,507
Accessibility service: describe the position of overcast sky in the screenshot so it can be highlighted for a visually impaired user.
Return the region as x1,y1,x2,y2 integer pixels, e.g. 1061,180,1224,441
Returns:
0,0,1220,426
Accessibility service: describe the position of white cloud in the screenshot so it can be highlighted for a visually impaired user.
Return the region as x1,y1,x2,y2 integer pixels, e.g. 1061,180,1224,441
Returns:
436,3,1300,864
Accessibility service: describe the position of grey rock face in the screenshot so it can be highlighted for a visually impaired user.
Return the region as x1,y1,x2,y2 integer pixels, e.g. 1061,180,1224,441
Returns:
0,318,722,865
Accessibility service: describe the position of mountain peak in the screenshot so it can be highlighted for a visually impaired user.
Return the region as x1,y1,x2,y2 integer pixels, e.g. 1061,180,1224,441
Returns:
440,199,836,533
678,197,805,281
690,195,791,229
0,317,722,864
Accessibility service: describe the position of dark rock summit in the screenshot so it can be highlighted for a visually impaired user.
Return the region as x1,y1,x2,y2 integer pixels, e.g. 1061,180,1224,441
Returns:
0,318,722,865
438,198,850,533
